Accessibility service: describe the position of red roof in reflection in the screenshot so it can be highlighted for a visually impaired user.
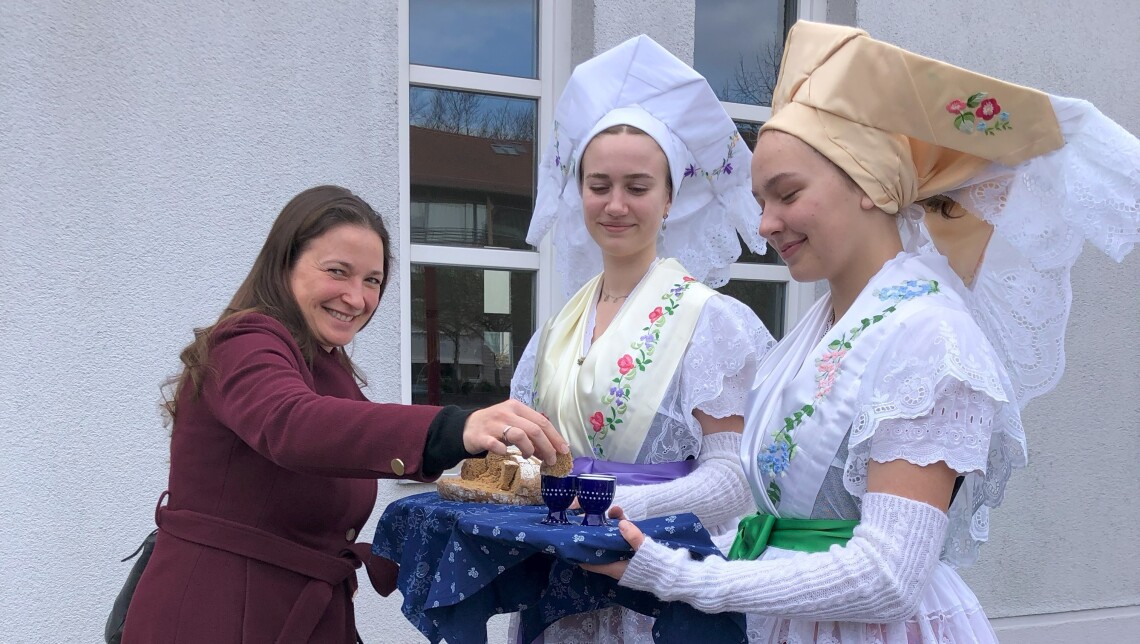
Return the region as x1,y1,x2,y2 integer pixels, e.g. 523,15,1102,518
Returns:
410,126,535,197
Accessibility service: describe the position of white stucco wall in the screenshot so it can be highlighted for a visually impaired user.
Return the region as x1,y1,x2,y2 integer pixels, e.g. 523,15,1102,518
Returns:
0,0,434,640
591,0,696,63
855,0,1140,639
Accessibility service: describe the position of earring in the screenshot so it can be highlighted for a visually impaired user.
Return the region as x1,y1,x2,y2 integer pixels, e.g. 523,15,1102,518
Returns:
661,213,669,231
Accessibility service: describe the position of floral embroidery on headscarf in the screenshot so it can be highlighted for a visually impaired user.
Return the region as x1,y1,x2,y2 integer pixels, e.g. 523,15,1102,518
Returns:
947,93,1012,136
684,131,741,180
551,120,576,177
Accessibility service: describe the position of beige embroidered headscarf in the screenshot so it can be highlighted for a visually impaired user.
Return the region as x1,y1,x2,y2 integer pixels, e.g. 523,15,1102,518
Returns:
761,21,1064,215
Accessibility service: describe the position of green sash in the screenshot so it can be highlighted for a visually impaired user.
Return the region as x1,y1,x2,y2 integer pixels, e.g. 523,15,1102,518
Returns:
726,512,857,561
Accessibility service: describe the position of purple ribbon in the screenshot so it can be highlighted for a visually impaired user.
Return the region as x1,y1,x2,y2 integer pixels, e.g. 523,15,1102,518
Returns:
570,457,696,486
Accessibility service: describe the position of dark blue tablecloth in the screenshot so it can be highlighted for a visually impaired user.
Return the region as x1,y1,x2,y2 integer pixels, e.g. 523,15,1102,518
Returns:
372,492,746,644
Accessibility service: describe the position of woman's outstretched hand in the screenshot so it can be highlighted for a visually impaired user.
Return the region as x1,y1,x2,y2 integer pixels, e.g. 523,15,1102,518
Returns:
580,505,645,580
463,399,569,466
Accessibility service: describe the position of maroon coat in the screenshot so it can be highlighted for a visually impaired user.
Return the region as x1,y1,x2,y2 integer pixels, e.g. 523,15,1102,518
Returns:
123,313,446,643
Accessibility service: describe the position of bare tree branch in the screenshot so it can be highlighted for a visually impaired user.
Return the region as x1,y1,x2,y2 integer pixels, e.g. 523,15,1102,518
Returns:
721,42,783,106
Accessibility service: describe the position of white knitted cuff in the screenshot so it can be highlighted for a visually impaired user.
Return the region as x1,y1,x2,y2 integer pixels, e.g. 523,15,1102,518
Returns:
609,431,751,526
618,493,948,622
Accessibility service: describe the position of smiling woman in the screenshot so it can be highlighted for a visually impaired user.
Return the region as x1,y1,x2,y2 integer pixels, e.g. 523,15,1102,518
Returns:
288,224,386,351
119,185,568,644
593,21,1140,644
507,35,777,643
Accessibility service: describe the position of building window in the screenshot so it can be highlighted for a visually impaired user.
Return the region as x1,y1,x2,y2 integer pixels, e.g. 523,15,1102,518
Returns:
401,1,824,405
696,0,818,339
409,0,538,78
402,0,558,407
695,0,796,107
409,87,537,250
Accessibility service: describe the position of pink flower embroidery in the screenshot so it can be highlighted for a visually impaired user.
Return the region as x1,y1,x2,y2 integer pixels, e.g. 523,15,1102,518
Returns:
648,306,664,323
814,347,847,400
820,348,847,362
946,99,967,114
590,412,604,431
816,380,834,398
682,276,696,282
975,97,1000,121
617,354,635,375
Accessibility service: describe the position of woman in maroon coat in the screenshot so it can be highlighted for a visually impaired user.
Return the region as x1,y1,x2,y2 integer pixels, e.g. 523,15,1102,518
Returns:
121,185,567,643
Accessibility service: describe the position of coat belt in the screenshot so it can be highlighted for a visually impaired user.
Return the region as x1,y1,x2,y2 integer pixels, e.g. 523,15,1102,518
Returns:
154,491,390,643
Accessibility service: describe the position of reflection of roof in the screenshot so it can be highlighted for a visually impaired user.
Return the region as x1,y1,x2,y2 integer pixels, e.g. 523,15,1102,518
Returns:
410,126,535,197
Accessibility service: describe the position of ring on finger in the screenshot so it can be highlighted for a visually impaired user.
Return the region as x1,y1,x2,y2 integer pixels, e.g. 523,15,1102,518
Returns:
501,425,515,446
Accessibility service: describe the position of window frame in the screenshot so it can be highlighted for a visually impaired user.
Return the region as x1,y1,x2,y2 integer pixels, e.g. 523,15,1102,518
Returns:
399,0,825,402
398,0,570,403
715,0,826,338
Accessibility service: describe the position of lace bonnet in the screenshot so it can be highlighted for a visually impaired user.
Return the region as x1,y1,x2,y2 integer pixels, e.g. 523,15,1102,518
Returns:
764,20,1140,407
765,20,1140,567
527,35,764,298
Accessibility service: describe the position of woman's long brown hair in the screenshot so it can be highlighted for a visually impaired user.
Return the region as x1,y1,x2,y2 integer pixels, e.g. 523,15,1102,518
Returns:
162,185,392,422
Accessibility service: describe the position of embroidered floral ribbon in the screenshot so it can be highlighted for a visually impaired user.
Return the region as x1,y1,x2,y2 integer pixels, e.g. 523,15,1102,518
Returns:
589,276,699,457
758,279,941,506
946,92,1012,136
532,258,714,464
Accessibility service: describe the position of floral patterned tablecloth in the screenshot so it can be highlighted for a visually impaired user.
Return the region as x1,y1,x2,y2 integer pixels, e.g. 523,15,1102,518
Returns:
372,492,746,644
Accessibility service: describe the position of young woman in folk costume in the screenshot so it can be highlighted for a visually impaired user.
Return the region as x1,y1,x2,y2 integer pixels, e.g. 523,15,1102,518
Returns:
509,35,777,642
586,21,1140,643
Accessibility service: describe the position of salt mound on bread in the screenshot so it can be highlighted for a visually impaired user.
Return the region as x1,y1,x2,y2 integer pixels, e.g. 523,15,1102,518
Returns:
436,446,543,505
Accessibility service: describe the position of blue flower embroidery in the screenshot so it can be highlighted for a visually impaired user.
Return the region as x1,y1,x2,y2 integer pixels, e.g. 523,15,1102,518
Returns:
874,279,937,302
758,441,791,477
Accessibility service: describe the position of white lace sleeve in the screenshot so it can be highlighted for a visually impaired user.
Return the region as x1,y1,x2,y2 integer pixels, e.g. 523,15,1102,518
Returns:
843,305,1027,568
509,329,542,407
866,378,997,475
679,294,776,419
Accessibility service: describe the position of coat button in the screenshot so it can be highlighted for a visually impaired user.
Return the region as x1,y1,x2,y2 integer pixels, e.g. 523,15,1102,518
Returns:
391,458,405,476
345,527,357,541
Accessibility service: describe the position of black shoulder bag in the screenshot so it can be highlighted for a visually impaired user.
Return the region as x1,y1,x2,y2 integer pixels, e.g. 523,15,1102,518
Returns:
103,529,158,644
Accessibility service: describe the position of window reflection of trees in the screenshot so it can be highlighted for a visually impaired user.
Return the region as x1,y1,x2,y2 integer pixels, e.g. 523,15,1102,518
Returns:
410,88,535,142
410,266,535,408
410,87,536,250
721,42,784,106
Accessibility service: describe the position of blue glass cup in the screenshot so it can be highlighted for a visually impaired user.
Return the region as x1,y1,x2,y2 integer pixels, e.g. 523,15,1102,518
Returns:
576,474,616,526
540,475,578,525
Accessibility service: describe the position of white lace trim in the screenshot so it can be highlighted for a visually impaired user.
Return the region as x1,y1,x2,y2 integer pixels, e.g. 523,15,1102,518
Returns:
919,94,1140,410
680,296,777,419
512,294,774,465
508,295,771,642
843,308,1027,568
865,381,996,474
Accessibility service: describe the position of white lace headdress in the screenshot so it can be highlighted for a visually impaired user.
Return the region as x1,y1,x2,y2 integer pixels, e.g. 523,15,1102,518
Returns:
527,35,764,298
763,20,1140,410
767,20,1140,566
